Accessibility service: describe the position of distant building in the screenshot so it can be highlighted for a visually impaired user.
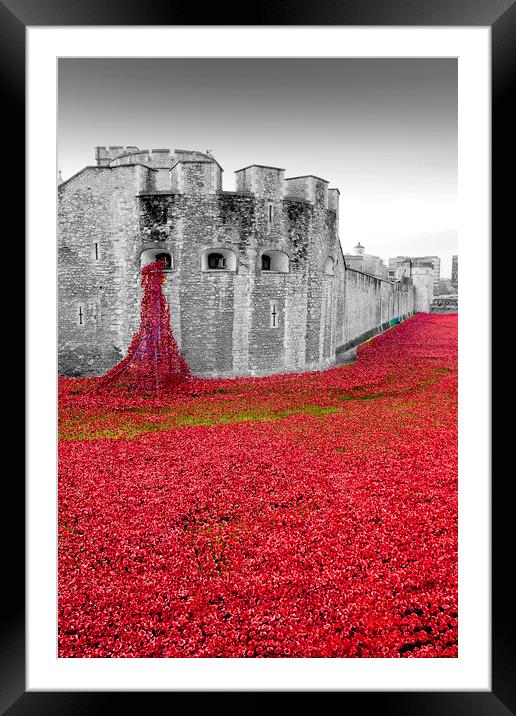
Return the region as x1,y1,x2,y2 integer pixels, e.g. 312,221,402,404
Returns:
438,278,454,295
451,255,458,290
386,257,434,311
388,255,441,296
344,242,388,280
409,265,434,312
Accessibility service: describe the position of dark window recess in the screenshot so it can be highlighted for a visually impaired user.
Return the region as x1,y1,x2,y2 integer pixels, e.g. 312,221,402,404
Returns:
208,253,226,269
94,243,99,260
78,306,83,325
155,252,172,269
262,254,271,271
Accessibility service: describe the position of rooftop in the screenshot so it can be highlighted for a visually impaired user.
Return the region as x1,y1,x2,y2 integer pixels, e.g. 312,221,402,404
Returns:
286,175,329,183
235,164,285,173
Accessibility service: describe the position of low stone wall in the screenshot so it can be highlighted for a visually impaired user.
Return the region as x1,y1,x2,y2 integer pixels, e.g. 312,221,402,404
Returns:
335,268,416,356
336,312,415,357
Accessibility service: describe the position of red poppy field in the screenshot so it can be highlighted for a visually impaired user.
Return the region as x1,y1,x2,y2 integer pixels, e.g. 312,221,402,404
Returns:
58,313,458,658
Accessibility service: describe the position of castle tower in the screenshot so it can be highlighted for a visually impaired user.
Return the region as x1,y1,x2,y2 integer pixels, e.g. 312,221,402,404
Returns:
410,264,434,312
58,145,418,378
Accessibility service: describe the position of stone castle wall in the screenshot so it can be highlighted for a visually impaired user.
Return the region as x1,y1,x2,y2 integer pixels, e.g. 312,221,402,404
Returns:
58,154,417,378
58,164,156,375
336,269,416,352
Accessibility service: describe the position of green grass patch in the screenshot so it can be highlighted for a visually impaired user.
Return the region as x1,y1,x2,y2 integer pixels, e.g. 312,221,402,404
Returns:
59,402,344,441
59,366,455,441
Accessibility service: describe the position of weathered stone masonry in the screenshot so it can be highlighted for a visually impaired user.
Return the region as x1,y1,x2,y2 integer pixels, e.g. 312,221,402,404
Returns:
58,147,417,377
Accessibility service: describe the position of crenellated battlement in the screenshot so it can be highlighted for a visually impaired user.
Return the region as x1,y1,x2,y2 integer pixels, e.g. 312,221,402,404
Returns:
95,146,142,165
170,158,223,195
284,176,329,207
95,146,216,168
95,147,174,168
233,166,334,210
92,146,338,209
235,165,285,199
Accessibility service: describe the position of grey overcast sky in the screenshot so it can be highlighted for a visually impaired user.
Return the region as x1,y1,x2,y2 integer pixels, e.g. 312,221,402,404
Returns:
58,58,457,276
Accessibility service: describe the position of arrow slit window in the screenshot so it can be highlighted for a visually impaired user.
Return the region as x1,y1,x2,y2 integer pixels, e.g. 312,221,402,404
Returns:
270,301,279,328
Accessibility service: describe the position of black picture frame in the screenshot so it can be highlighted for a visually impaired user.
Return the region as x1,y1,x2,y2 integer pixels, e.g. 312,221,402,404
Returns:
6,0,511,712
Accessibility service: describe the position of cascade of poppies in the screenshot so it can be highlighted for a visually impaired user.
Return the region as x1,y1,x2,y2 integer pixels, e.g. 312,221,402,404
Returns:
93,260,191,393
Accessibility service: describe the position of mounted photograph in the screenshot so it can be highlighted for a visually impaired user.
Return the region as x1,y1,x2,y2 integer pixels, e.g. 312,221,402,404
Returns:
57,57,458,659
